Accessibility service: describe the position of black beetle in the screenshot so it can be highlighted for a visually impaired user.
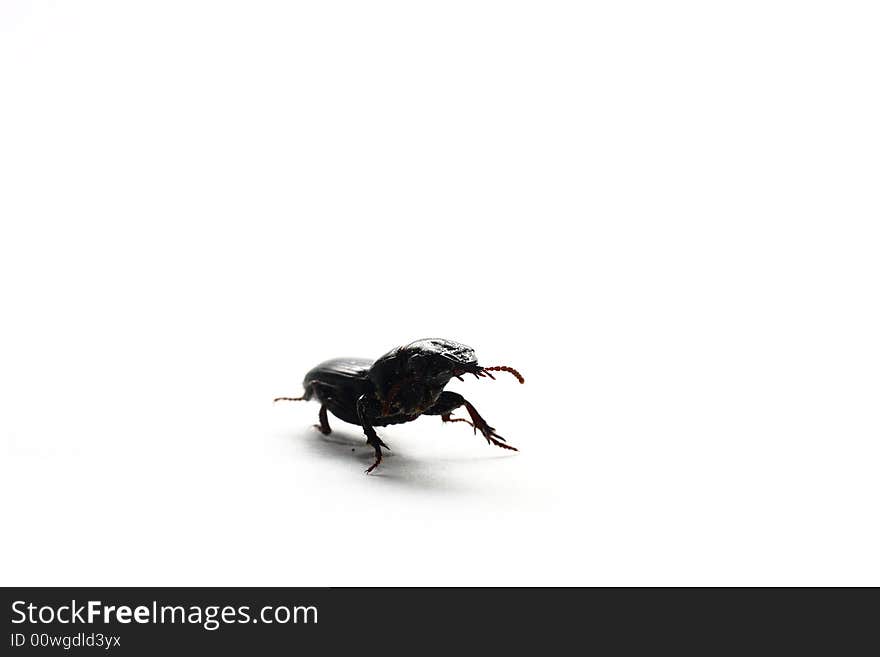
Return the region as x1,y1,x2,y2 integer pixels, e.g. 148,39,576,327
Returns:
274,338,525,473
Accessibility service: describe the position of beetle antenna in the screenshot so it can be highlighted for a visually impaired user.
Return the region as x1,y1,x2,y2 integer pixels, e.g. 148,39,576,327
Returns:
273,395,307,403
482,365,525,384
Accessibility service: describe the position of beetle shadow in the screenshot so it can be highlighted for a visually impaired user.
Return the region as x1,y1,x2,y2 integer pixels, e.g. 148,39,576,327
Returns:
292,425,517,494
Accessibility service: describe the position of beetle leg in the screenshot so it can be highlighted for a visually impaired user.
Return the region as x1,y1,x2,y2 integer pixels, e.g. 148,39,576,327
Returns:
313,404,331,435
441,413,474,428
429,394,478,429
425,391,467,418
461,400,518,451
364,433,391,474
357,394,391,474
364,440,382,474
427,392,518,452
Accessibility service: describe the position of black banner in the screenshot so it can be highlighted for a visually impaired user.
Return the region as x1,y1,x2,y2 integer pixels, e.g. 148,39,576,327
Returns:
1,588,874,654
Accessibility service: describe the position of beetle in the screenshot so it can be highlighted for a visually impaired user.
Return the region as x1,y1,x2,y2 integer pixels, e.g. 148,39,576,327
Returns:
274,338,524,473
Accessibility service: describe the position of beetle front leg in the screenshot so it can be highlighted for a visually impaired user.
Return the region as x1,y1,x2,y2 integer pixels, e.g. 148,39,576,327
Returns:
426,392,518,452
424,391,473,427
461,400,517,451
356,394,391,474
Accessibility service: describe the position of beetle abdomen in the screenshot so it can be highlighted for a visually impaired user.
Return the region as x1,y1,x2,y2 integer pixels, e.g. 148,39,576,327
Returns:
301,358,374,426
303,358,373,387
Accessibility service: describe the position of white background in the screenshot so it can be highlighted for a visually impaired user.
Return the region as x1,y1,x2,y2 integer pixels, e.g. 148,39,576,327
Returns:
1,1,878,586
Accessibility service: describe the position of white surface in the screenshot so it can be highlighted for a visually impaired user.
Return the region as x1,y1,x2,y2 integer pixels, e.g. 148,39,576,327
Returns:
1,2,879,586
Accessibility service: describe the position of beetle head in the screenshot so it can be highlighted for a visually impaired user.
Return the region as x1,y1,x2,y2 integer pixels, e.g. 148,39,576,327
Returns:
369,338,477,414
404,339,525,384
369,338,524,416
403,338,479,380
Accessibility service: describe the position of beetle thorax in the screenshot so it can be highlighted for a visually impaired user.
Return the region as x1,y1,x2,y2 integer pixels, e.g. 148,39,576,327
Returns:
369,338,478,417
